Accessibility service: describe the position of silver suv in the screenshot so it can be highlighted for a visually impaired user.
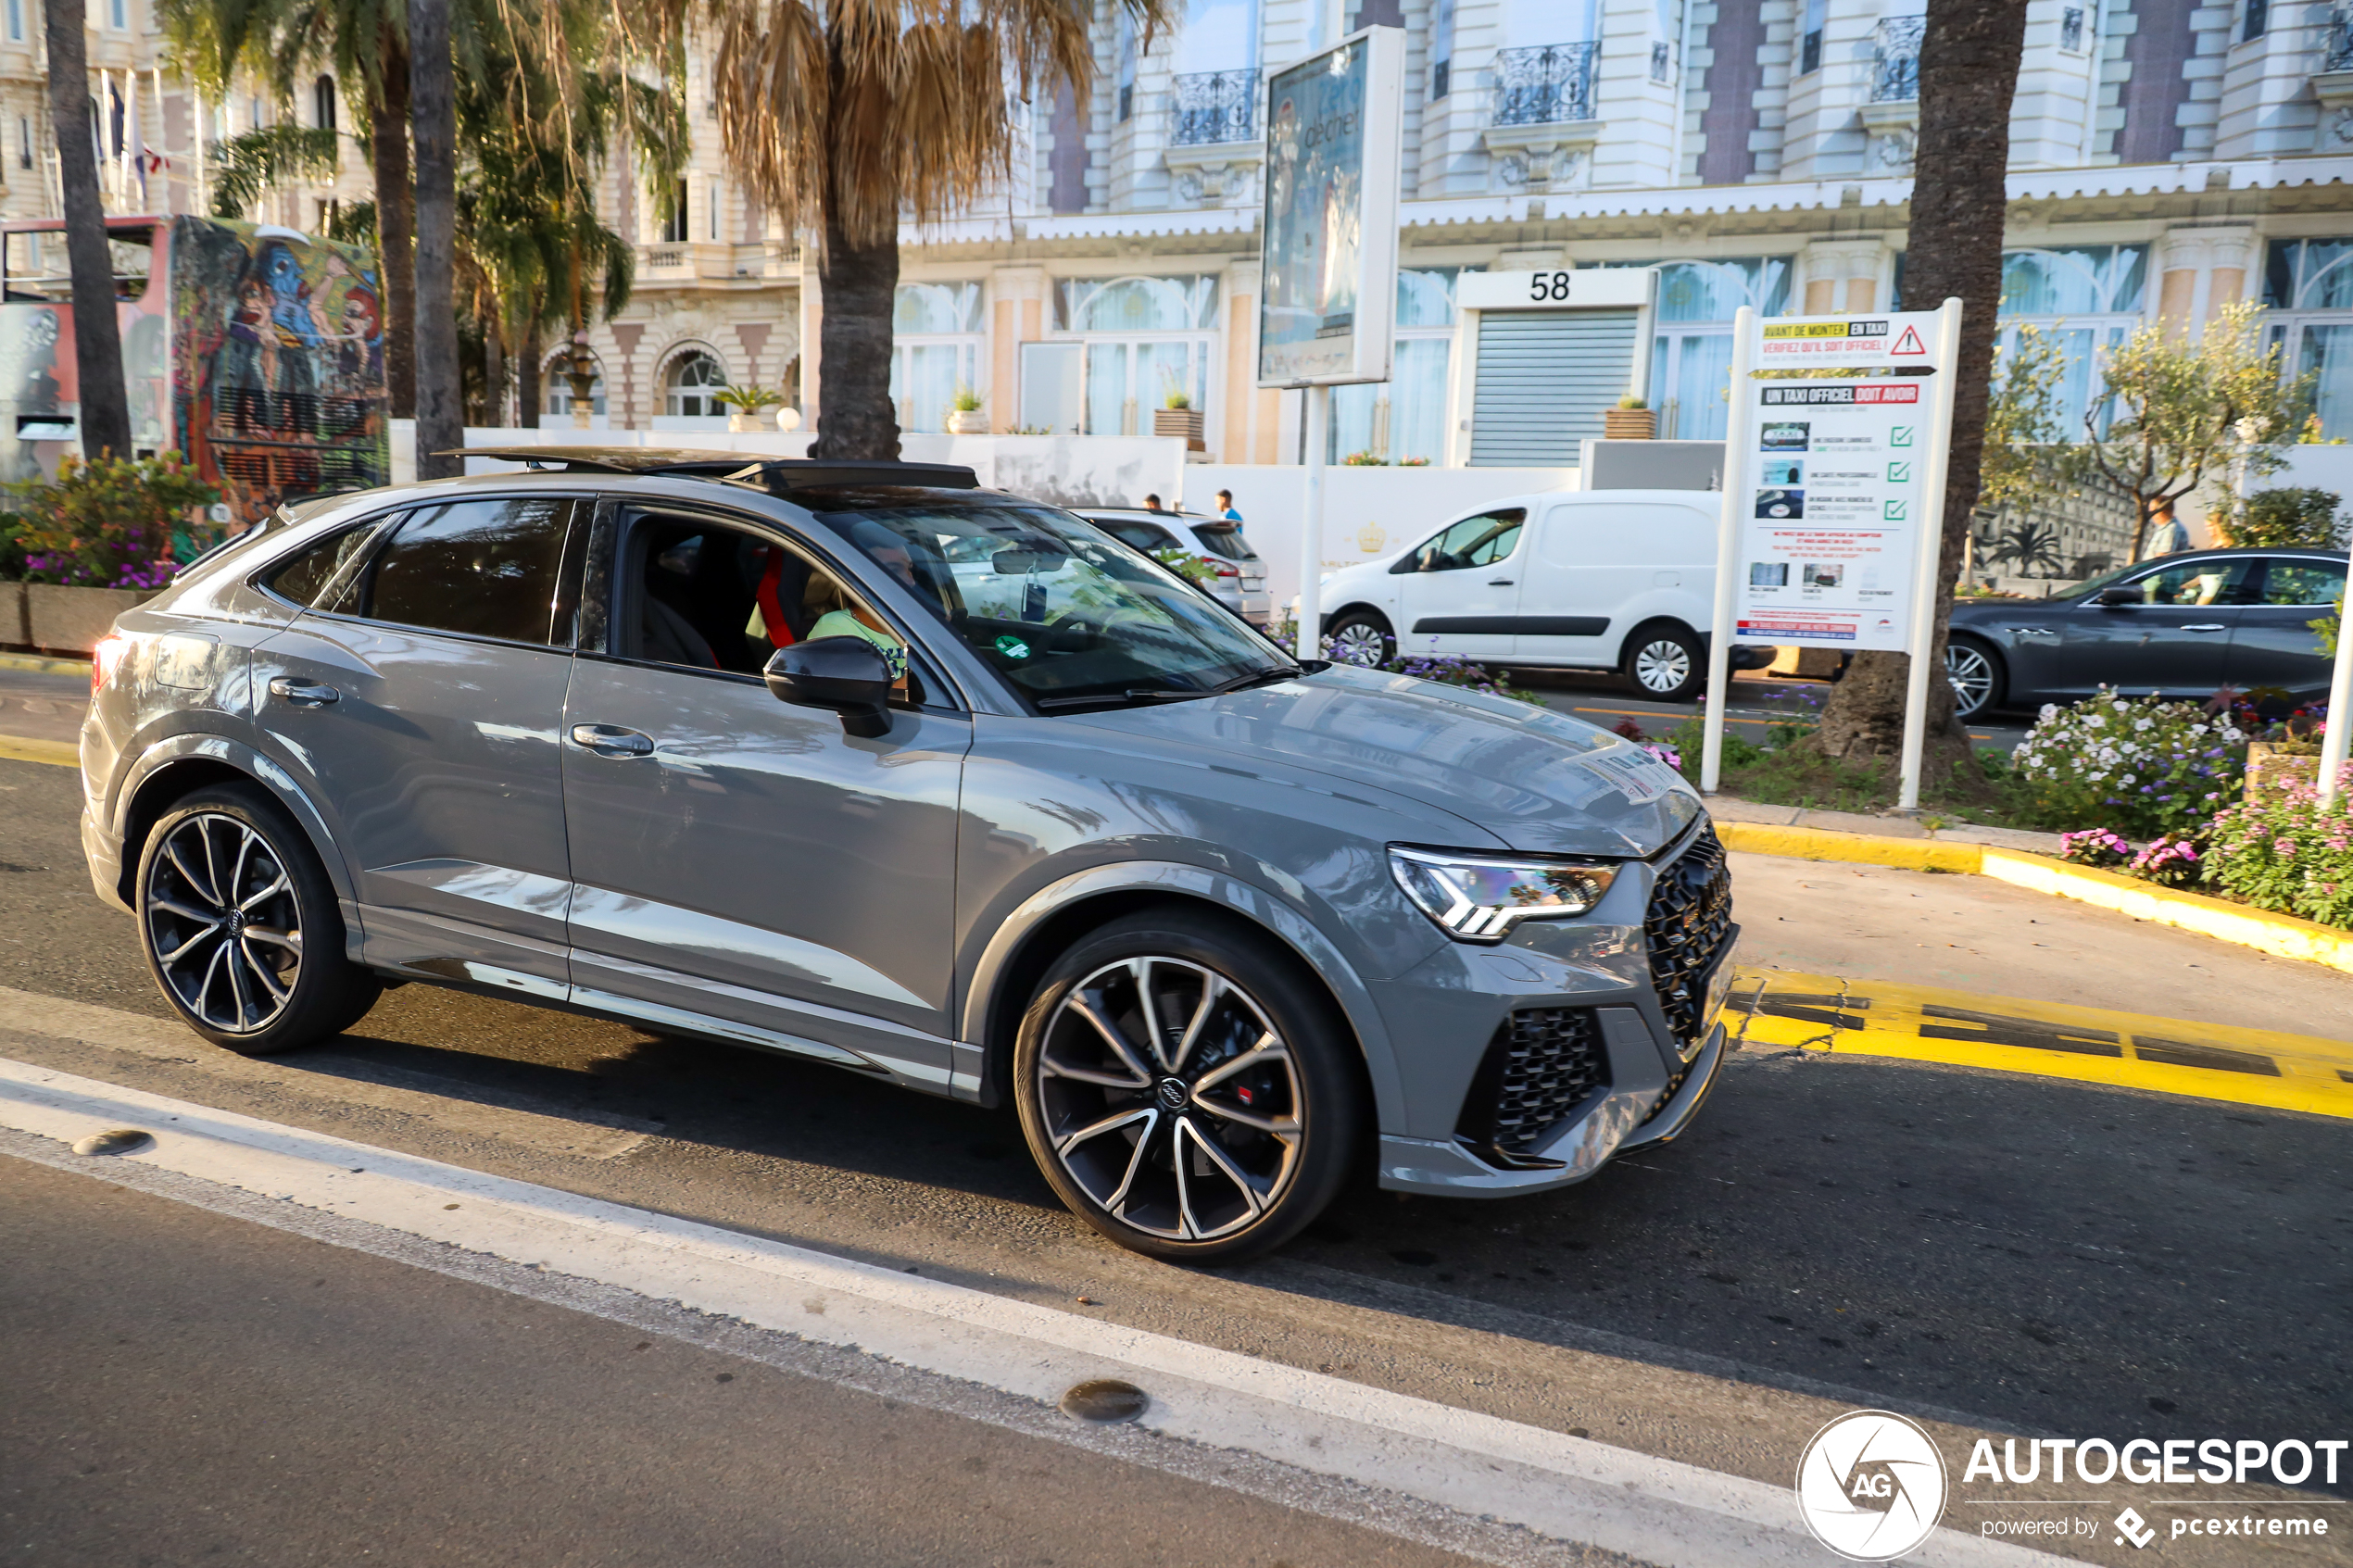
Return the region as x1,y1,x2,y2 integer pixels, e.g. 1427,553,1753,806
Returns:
1076,508,1273,625
78,450,1735,1261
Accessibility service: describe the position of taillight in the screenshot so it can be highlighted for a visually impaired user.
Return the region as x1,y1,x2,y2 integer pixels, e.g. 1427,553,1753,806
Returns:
1213,562,1240,579
92,633,130,695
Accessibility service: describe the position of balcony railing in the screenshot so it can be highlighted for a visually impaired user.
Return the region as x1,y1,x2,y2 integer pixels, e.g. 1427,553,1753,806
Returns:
1492,42,1598,127
1871,16,1924,102
1171,69,1259,146
2329,3,2353,69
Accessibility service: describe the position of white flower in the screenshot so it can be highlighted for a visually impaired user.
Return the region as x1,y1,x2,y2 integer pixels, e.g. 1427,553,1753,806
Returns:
2133,718,2154,732
2086,716,2105,729
2119,771,2136,784
2038,704,2059,721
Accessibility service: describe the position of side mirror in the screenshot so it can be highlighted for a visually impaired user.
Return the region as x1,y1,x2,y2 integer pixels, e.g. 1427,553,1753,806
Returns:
764,636,894,739
2095,586,2140,607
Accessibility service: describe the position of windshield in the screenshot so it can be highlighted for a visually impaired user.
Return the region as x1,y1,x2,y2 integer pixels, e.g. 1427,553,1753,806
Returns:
803,495,1292,709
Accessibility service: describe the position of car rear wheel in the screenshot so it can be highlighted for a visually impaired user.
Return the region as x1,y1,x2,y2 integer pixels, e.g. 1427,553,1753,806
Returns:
1624,621,1705,702
1323,608,1395,667
1944,636,2003,721
136,783,382,1056
1013,909,1364,1263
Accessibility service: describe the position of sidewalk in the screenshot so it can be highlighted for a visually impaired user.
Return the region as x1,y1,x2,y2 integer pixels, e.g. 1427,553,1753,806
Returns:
1708,794,2067,855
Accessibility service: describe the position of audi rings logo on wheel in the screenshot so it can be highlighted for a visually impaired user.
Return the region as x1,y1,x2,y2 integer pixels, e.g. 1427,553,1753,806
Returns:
1795,1410,1949,1561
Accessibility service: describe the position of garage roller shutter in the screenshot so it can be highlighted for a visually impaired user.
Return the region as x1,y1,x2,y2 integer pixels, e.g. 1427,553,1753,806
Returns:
1469,307,1639,467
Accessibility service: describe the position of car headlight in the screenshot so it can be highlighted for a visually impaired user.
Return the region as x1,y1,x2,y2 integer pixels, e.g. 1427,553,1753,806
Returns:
1388,847,1618,942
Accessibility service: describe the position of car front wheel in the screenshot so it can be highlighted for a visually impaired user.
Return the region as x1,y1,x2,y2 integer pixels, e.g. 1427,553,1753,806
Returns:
1013,909,1364,1262
1944,636,2003,721
1624,621,1705,701
136,783,382,1055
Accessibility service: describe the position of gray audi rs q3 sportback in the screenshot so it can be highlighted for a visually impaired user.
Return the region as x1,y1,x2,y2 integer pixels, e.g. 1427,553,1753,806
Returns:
79,451,1737,1261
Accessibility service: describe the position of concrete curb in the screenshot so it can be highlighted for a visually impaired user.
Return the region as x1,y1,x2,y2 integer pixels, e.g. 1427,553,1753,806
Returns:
1715,821,2353,978
0,651,91,677
0,734,78,768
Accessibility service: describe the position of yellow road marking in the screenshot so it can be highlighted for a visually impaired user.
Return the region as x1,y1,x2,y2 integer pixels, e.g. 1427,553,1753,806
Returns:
0,734,76,768
1726,966,2353,1120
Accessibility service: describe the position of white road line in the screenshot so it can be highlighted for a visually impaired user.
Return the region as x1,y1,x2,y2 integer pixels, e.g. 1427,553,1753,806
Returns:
0,1055,2067,1568
0,986,653,1160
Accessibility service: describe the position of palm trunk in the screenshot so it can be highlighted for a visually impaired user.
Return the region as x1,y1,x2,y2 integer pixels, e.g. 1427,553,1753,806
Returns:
809,210,900,460
1809,0,2027,769
44,1,131,461
409,0,462,479
371,31,417,420
517,320,541,429
483,326,505,427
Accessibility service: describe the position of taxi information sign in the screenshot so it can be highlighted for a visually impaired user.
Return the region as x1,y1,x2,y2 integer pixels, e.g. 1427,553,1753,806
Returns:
1730,309,1950,653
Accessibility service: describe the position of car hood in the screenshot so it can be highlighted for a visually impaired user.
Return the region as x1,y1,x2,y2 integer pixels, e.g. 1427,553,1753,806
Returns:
1066,663,1704,858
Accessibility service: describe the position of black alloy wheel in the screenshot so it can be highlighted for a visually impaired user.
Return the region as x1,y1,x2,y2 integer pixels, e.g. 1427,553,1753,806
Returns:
136,783,382,1055
1014,909,1364,1262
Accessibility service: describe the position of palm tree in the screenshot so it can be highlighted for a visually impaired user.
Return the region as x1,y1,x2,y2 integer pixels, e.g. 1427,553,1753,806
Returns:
667,0,1170,459
409,0,461,476
1806,0,2028,771
1986,521,2064,577
41,0,132,458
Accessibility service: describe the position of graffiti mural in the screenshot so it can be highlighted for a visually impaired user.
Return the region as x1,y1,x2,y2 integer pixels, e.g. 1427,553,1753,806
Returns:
170,217,388,523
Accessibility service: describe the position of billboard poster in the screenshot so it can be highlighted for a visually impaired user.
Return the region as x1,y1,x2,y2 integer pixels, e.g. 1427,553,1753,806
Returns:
1727,314,1951,654
170,216,390,525
1257,26,1404,388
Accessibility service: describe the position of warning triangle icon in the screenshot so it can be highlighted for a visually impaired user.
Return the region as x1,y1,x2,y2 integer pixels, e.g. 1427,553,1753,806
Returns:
1890,324,1926,356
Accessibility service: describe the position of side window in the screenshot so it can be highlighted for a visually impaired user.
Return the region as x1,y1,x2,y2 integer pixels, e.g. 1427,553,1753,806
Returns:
359,497,573,643
2124,558,2258,608
1398,508,1525,573
1102,521,1180,553
264,516,395,607
2258,559,2347,607
620,512,924,703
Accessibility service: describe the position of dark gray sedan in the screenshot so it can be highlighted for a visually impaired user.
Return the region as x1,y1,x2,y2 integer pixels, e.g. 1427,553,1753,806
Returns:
1944,546,2347,721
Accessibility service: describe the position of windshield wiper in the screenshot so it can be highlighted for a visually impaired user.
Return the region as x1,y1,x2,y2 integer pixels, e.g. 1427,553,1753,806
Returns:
1034,689,1214,712
1206,664,1303,695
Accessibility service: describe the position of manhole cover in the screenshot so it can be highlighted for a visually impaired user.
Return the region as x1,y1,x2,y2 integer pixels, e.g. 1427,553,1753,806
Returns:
72,1128,154,1158
1059,1378,1149,1424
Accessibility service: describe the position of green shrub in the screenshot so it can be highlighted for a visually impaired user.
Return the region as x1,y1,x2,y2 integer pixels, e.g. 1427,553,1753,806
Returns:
9,453,221,590
2233,487,2347,548
2206,781,2353,929
2007,689,2246,837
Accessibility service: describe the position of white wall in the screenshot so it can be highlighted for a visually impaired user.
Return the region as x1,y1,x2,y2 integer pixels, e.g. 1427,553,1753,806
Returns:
1179,463,1580,608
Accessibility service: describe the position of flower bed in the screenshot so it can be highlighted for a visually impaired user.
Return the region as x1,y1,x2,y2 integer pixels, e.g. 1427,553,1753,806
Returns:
2009,689,2246,840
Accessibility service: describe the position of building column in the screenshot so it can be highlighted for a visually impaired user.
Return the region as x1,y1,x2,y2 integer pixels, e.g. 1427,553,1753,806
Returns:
2156,224,2257,336
610,321,646,430
1798,239,1892,316
989,266,1049,433
798,257,824,426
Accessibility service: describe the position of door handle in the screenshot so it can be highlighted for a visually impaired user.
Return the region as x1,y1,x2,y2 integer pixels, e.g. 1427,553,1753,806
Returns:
569,723,655,758
2178,623,2228,633
1488,578,1516,586
267,676,339,707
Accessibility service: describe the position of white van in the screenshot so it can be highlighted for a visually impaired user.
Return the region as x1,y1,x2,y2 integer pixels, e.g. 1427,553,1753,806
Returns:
1316,488,1767,701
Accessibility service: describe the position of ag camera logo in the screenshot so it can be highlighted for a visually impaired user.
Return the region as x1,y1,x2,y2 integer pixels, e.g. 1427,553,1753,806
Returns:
1796,1410,1949,1561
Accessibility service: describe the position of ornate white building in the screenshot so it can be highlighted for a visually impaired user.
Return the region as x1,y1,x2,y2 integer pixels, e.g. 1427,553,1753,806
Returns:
14,0,2353,466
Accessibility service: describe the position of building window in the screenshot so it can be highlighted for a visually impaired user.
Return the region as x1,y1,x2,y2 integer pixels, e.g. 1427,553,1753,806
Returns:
1624,257,1796,440
109,0,126,29
17,117,29,169
1998,245,2150,436
5,0,19,43
1799,0,1826,73
1053,275,1219,436
663,350,726,418
1114,9,1138,122
891,282,985,433
2242,0,2267,41
1331,270,1466,464
313,75,337,132
1429,0,1454,97
660,179,689,245
2264,238,2353,437
2060,6,2086,52
544,352,608,420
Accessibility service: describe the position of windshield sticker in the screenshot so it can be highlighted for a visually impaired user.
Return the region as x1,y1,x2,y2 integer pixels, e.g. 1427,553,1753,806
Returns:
994,634,1032,659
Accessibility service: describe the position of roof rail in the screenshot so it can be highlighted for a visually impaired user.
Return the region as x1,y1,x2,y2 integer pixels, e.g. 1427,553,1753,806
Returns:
453,446,980,491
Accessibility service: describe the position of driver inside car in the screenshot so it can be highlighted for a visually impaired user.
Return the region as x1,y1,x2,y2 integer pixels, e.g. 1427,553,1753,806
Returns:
747,522,912,691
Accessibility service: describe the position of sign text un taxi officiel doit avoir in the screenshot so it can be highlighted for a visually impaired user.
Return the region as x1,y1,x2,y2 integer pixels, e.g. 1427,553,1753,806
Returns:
1731,311,1954,655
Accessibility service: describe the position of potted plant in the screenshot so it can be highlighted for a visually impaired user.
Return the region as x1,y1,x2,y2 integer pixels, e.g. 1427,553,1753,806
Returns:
10,454,221,654
1604,395,1655,440
715,383,786,432
946,384,989,435
1152,386,1205,449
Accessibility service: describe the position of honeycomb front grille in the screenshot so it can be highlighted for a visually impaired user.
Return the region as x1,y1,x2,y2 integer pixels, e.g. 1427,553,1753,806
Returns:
1455,1006,1612,1160
1645,825,1735,1053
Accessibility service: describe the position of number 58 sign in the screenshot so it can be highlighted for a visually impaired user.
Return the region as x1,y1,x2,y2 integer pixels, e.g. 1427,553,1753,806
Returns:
1456,268,1655,313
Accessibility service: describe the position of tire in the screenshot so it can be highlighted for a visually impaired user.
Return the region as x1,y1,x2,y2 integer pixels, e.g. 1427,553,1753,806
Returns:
1323,608,1395,668
136,782,382,1056
1944,635,2004,722
1013,908,1365,1263
1622,621,1705,702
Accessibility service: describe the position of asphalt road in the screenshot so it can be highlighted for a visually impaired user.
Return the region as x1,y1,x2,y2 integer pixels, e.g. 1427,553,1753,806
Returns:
3,750,2348,1556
